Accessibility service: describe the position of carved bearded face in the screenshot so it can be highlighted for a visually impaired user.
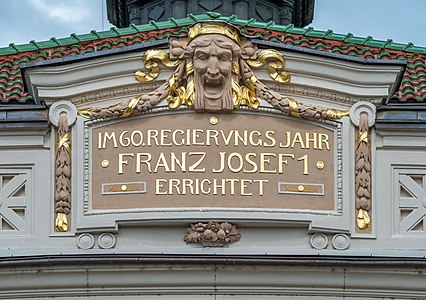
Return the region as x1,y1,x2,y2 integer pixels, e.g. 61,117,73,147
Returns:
188,35,240,112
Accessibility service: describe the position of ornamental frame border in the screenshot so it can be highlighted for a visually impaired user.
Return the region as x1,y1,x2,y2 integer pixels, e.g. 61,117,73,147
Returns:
0,166,33,236
392,165,426,237
81,105,343,219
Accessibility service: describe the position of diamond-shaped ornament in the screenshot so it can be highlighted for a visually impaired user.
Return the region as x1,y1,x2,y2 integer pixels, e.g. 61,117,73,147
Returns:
199,0,222,11
256,5,273,21
148,5,165,21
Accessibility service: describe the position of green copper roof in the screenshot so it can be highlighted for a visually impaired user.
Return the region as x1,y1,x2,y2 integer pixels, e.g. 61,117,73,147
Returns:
1,12,425,56
1,12,426,104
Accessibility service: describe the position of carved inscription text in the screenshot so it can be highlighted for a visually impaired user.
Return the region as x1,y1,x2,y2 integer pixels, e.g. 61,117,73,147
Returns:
90,113,335,211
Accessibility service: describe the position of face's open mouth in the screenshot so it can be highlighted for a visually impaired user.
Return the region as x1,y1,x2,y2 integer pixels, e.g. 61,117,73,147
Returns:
203,77,224,99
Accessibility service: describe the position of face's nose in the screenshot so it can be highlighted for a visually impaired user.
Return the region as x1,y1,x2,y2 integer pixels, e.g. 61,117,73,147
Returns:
206,57,219,76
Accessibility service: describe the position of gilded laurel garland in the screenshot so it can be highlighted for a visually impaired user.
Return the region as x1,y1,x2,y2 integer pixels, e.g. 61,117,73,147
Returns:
355,113,371,229
78,21,349,121
55,114,71,232
78,62,186,119
240,59,349,121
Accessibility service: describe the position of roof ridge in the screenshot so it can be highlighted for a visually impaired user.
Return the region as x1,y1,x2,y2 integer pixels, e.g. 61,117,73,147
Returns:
1,13,426,56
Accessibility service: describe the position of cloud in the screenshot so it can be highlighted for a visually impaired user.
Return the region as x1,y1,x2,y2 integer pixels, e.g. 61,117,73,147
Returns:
311,0,426,46
25,0,93,30
0,0,112,47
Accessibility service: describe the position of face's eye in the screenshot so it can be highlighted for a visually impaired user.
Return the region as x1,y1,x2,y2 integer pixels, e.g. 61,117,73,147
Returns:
218,53,231,61
196,53,208,61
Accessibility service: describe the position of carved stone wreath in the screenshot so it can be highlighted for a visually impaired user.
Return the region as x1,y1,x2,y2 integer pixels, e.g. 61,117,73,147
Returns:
184,221,241,247
78,21,349,121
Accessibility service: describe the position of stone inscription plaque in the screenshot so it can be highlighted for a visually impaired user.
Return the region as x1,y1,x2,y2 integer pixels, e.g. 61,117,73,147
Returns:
89,112,335,211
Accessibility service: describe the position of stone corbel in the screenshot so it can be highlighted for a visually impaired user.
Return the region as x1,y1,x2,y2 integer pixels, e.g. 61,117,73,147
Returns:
349,102,376,231
49,101,77,232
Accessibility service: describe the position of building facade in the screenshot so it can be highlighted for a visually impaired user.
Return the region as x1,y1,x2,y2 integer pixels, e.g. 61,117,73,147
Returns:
0,12,426,299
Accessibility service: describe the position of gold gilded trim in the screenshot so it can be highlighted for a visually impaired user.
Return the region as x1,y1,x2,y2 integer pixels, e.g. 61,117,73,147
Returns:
288,97,301,118
57,132,71,154
246,49,291,83
239,86,249,108
234,77,259,109
188,22,241,45
120,96,140,118
357,131,369,148
55,212,69,232
77,108,93,119
106,184,142,193
284,184,322,193
232,60,240,76
167,74,178,108
135,50,180,82
357,209,371,229
186,61,194,76
247,76,259,109
232,79,242,108
325,109,350,120
167,74,186,108
185,79,195,107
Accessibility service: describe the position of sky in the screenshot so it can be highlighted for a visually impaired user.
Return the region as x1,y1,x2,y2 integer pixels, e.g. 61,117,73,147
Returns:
310,0,426,47
0,0,425,49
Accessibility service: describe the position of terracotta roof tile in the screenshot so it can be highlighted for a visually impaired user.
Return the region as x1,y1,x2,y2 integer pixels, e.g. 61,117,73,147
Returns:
0,13,425,104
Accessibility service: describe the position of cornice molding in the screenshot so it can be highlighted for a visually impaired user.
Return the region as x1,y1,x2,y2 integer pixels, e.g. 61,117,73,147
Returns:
0,255,425,298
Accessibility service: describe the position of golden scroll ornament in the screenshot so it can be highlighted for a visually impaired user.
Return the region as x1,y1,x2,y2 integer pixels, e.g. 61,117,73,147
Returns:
135,49,180,82
246,49,291,83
